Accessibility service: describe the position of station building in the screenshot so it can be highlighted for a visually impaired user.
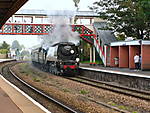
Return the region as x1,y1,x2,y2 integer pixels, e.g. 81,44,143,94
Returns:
109,40,150,70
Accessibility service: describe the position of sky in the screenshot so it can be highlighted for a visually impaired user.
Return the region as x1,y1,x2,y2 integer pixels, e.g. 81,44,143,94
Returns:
0,0,97,49
21,0,97,11
0,35,40,49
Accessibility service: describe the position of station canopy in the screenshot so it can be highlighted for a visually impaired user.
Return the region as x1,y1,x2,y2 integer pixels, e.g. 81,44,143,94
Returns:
0,0,28,28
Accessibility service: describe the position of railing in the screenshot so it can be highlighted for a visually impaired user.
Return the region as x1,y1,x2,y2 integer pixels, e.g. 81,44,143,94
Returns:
0,23,54,35
0,23,95,44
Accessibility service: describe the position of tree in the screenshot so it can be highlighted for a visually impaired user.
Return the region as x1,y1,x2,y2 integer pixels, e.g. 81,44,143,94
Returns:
0,41,10,49
21,45,25,50
20,50,30,56
20,50,30,60
11,40,22,51
11,40,22,57
0,41,10,55
90,0,150,39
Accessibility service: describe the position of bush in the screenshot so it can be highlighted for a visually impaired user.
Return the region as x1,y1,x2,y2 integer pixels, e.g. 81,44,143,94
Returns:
0,49,9,54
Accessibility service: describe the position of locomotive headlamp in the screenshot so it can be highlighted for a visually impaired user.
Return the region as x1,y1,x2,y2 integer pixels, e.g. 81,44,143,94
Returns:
70,50,74,54
76,58,80,62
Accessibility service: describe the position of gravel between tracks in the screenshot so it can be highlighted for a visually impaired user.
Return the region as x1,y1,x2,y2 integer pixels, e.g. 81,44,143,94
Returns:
11,63,150,113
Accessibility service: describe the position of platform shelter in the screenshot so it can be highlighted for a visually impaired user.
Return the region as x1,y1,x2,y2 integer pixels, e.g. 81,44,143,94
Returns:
109,40,150,70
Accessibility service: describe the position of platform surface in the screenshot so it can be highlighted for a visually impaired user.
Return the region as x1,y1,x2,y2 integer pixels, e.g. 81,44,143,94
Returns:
0,59,50,113
0,74,48,113
0,87,23,113
0,59,15,62
80,64,150,78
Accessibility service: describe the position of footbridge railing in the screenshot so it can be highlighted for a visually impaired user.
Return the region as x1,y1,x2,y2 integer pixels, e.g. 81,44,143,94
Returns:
0,23,94,44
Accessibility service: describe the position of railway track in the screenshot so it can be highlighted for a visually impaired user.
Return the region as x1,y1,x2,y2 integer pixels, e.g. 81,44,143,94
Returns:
66,76,150,101
1,62,79,113
3,61,150,113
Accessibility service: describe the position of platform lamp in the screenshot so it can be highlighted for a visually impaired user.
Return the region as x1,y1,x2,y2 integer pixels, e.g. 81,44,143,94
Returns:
73,0,80,11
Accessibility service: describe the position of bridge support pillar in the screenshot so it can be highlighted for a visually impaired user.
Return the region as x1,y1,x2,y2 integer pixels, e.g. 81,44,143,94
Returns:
93,46,96,63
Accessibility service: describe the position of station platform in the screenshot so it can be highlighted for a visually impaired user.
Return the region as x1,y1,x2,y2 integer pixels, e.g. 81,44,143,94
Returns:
80,63,150,78
0,74,49,113
0,59,16,62
0,59,50,113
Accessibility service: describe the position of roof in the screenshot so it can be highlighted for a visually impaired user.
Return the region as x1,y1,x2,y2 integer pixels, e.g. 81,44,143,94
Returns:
0,0,28,28
15,9,99,17
16,9,74,16
110,40,150,46
93,22,117,45
74,11,99,17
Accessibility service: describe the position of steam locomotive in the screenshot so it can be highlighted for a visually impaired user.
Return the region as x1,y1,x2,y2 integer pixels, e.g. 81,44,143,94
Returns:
31,42,80,75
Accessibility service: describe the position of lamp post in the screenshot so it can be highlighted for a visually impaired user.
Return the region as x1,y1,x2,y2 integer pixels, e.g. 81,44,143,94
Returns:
73,0,80,11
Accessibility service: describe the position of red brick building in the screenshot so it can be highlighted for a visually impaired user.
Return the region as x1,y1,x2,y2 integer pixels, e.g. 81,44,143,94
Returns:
109,40,150,70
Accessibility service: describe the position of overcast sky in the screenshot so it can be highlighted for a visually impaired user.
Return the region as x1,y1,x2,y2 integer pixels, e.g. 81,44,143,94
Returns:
0,0,97,49
21,0,97,11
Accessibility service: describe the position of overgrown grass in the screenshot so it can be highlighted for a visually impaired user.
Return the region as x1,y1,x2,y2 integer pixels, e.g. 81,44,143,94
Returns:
15,63,49,83
80,60,103,65
79,90,89,95
62,88,70,92
118,105,128,110
108,101,131,111
107,101,117,106
132,111,138,113
32,77,41,82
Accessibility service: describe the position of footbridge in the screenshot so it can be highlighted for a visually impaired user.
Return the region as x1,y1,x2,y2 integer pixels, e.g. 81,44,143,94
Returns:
0,23,94,44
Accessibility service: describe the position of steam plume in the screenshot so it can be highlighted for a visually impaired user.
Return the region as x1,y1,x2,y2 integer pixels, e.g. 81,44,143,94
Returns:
39,11,80,49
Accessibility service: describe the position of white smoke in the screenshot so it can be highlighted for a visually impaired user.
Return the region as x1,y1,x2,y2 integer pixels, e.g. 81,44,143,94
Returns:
39,11,80,49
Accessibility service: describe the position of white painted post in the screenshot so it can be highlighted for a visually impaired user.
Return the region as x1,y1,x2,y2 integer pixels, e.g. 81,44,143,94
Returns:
104,45,107,66
90,47,92,63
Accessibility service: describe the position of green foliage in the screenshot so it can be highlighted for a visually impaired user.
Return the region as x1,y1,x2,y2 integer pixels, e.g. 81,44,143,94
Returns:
90,0,150,39
11,40,22,51
79,90,89,95
132,111,138,113
0,49,9,54
107,101,117,106
81,60,103,65
118,105,127,110
116,33,126,40
62,88,70,92
79,40,91,61
80,61,91,63
33,77,41,82
0,41,10,54
0,41,10,49
20,50,30,57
